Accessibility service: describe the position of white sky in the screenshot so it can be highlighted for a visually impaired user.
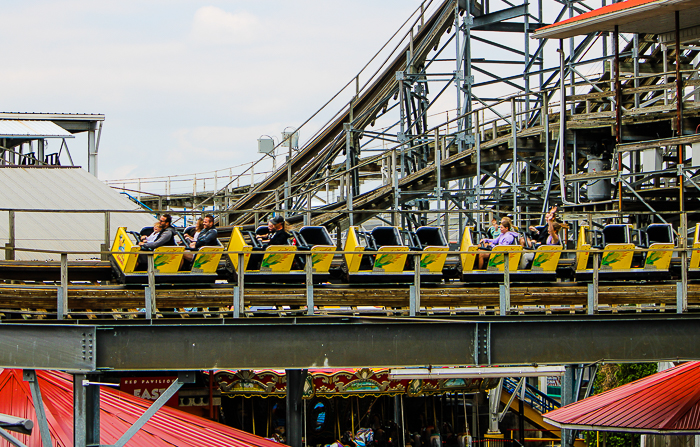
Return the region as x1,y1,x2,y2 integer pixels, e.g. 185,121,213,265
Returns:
2,0,608,189
2,0,425,181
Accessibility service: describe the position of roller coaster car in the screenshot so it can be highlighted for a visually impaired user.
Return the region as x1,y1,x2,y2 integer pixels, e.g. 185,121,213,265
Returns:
459,226,562,282
342,226,448,283
110,227,224,284
574,224,674,281
687,223,700,279
227,226,336,284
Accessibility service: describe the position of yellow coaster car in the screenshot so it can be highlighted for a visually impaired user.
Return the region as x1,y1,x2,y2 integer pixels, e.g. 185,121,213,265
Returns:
343,226,448,283
575,224,674,281
686,223,700,278
460,226,562,282
110,227,223,284
226,226,336,284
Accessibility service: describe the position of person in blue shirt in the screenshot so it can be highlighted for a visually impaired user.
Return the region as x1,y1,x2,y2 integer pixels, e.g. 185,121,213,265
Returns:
486,217,500,239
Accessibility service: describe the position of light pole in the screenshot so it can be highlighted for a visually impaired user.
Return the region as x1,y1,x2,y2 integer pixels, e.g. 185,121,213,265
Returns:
282,128,299,216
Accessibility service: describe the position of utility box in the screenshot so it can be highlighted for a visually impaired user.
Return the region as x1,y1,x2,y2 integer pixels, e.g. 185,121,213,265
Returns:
692,142,700,167
282,131,299,149
257,138,274,154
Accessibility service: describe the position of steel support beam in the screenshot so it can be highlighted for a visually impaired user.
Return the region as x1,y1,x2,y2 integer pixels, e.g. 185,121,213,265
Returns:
0,316,699,373
0,325,95,371
92,316,700,371
472,5,527,28
0,427,28,447
112,372,195,447
23,370,51,447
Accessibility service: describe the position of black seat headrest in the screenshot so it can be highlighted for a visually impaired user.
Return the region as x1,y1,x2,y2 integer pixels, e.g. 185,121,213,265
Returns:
371,227,403,247
299,226,333,246
415,226,448,247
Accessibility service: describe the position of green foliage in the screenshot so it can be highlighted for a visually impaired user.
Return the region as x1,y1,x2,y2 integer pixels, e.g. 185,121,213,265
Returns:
583,363,658,447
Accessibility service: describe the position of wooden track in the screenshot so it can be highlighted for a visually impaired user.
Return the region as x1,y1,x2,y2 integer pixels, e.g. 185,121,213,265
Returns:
0,260,112,282
0,282,697,319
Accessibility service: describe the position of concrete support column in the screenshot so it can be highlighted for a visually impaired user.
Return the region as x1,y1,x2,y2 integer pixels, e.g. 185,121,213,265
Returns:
560,365,577,447
73,373,100,447
394,395,403,447
286,369,307,447
37,139,45,165
88,124,97,177
86,374,101,446
487,380,503,435
74,374,87,447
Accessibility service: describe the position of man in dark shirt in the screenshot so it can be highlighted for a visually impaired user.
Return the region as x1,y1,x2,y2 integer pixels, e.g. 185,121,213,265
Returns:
267,216,291,246
189,214,218,249
140,214,176,250
137,213,177,270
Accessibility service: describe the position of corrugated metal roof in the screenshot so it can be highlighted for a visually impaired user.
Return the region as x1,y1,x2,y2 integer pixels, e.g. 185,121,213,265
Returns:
543,362,700,434
0,120,75,138
0,112,104,121
0,369,285,447
533,0,700,40
0,167,154,261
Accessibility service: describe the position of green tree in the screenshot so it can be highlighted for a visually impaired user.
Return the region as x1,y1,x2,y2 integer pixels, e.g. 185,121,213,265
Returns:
583,363,658,447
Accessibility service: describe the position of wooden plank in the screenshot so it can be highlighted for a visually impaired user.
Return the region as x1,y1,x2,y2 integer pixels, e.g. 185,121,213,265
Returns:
617,134,700,153
566,170,617,182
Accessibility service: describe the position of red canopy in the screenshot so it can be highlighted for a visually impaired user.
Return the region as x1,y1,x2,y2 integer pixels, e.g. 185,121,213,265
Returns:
543,362,700,434
0,369,284,447
533,0,700,39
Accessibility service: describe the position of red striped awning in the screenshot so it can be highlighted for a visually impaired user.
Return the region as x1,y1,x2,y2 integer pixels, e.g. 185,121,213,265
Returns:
0,369,285,447
533,0,700,39
543,362,700,434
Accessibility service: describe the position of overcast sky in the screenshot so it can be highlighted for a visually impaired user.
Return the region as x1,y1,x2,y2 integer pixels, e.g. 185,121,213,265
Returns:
2,0,425,182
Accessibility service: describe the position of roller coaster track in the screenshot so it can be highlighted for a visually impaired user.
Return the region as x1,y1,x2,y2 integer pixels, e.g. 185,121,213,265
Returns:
218,0,700,232
228,0,458,224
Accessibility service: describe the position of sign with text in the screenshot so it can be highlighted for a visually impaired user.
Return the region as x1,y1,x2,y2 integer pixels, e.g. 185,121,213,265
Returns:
120,376,179,407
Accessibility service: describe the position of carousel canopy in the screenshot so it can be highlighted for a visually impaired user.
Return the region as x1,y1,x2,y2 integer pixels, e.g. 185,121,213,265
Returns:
543,362,700,434
214,368,500,398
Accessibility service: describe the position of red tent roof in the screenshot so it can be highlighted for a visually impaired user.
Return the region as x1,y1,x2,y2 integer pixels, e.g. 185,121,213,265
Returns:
0,369,284,447
543,362,700,434
533,0,700,39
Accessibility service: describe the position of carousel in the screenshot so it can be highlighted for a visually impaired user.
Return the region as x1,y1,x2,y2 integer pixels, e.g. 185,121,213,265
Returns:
210,368,499,447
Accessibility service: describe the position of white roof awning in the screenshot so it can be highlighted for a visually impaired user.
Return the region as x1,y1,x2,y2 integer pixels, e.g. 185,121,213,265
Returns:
0,120,75,139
